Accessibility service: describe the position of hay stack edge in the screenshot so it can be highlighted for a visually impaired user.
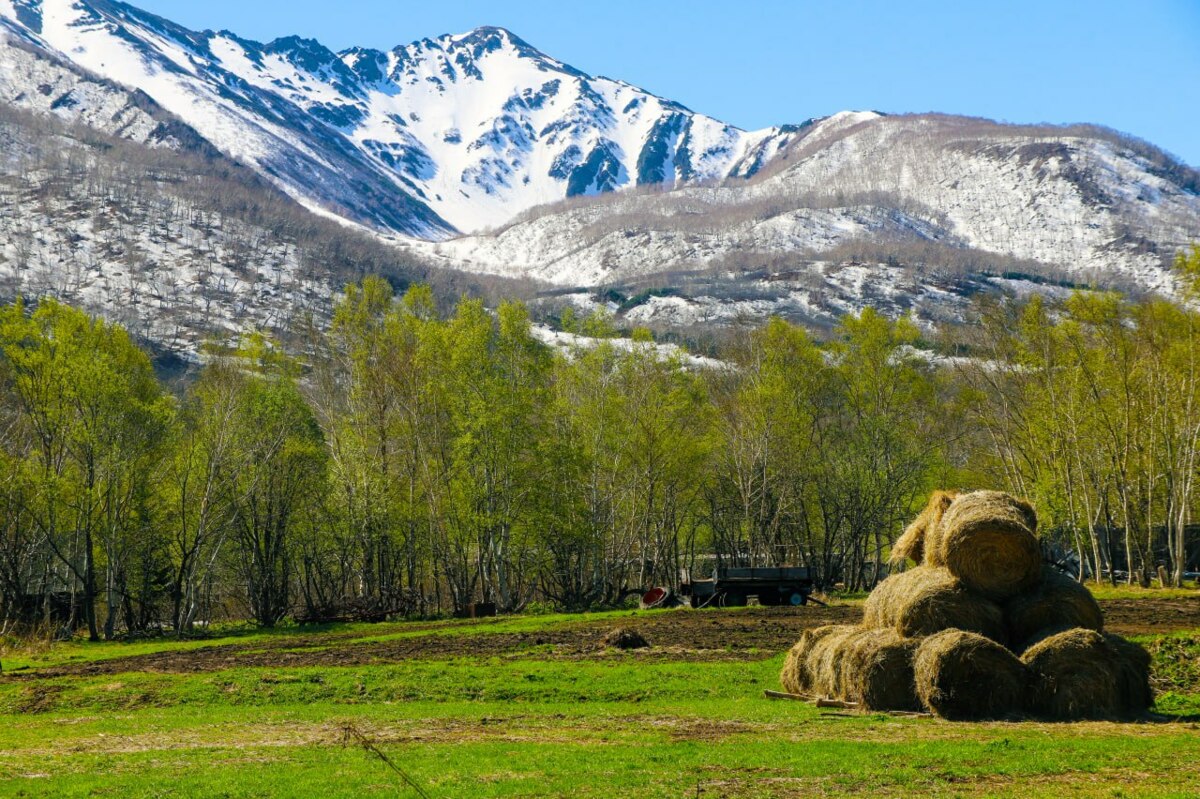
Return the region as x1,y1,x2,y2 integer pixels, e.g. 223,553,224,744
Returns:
780,489,1153,720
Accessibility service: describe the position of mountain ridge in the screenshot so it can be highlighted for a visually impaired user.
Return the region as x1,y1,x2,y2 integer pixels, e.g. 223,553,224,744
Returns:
414,110,1200,333
0,0,806,236
0,0,1197,347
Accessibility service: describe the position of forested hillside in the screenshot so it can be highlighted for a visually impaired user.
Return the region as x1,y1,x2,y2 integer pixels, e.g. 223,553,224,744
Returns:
0,103,532,354
1,251,1197,639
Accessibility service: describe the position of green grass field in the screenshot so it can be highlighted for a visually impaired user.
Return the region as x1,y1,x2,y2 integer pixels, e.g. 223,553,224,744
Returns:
0,606,1197,798
1085,585,1200,601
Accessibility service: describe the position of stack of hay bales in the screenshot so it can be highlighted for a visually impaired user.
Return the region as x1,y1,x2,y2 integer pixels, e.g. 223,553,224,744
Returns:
780,490,1153,720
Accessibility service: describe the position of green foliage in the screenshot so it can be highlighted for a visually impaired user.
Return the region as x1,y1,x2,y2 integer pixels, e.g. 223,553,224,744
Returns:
958,278,1200,586
709,312,949,588
1175,244,1200,298
0,299,172,640
217,352,327,627
1137,632,1200,695
4,254,1200,636
0,291,974,631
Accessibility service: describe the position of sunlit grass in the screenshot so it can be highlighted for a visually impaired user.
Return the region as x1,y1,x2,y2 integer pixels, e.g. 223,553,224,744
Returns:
1085,582,1199,601
0,609,1196,797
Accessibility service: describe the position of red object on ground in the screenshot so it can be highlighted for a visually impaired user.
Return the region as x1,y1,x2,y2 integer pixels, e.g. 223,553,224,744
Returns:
641,587,668,608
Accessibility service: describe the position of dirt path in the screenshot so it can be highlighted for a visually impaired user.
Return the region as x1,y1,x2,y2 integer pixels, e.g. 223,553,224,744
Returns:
15,598,1200,678
1098,598,1200,636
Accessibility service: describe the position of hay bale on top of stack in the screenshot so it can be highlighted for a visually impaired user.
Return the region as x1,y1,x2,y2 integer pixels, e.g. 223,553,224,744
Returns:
924,490,1042,600
780,489,1153,720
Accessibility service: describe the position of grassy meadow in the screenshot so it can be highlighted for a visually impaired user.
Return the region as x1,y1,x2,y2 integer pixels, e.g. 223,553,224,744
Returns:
0,603,1197,798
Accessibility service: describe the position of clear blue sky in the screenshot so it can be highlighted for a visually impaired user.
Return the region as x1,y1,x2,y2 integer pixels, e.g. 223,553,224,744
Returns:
135,0,1200,165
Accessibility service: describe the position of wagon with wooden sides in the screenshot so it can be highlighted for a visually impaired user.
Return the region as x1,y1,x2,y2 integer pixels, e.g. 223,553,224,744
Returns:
678,566,818,608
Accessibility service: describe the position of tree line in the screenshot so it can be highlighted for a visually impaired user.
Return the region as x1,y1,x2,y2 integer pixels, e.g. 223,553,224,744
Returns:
0,248,1196,639
956,247,1200,587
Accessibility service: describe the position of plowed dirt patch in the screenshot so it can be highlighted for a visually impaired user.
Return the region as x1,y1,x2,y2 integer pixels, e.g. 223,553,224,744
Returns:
17,597,1200,678
24,606,857,676
1100,598,1200,636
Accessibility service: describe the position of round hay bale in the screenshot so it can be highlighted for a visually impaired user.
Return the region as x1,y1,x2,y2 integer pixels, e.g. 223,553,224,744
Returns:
863,566,1007,645
891,490,959,565
914,629,1026,720
838,628,921,711
1021,628,1124,720
929,490,1042,600
600,627,649,650
1104,633,1153,717
780,641,807,695
1005,566,1104,652
780,625,841,694
804,625,861,700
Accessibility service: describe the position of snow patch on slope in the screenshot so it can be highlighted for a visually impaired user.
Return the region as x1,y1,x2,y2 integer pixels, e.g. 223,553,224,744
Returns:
0,3,801,236
424,114,1200,293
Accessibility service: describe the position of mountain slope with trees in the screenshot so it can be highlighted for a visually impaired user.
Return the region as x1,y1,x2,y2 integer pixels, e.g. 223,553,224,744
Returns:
427,114,1200,332
0,101,529,354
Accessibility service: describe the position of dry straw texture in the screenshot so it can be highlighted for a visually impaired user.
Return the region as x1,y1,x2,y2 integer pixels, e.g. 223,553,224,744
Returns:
1104,633,1154,716
779,625,841,695
914,629,1026,720
1022,628,1152,719
1004,565,1104,652
779,489,1149,721
806,625,861,699
780,641,805,695
863,565,1007,645
890,490,959,565
1021,628,1122,719
784,625,921,711
837,627,921,711
929,490,1042,600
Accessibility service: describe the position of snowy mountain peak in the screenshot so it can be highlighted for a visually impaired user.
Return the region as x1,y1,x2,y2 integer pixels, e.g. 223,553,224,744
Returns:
3,0,1197,337
418,26,577,75
0,2,803,235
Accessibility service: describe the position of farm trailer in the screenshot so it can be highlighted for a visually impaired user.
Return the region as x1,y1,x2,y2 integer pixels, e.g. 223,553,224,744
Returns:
644,566,821,608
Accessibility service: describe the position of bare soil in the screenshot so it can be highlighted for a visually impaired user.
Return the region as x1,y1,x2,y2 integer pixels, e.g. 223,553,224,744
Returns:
1099,598,1200,636
17,597,1200,678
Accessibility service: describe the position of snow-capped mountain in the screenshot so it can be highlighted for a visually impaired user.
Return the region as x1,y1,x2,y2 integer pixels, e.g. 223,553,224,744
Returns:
422,112,1200,307
0,0,798,236
1,0,1198,346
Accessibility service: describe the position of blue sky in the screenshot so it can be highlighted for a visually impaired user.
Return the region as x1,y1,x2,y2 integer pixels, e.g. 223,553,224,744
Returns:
135,0,1200,165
